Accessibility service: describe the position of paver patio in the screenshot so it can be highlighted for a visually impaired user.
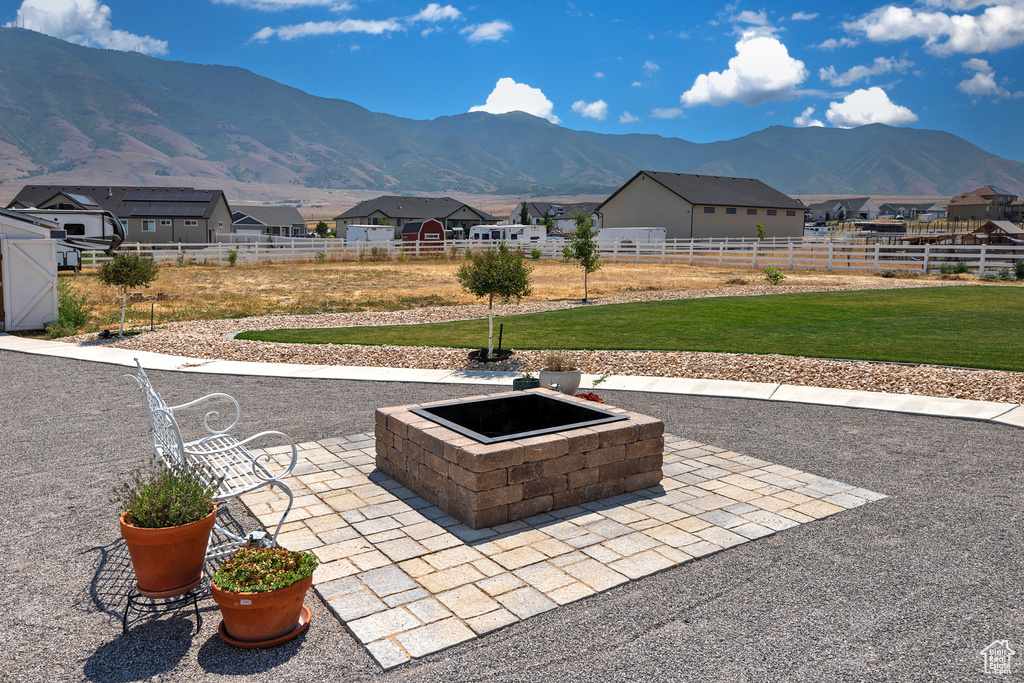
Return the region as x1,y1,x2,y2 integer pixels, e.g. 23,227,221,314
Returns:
241,432,886,669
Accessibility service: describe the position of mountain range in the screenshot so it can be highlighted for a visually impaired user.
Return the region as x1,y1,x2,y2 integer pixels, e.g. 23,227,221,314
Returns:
2,27,1023,199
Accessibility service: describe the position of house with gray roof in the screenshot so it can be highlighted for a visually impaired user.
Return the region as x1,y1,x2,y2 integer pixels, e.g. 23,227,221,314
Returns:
597,171,805,240
232,205,307,238
806,197,880,222
333,196,494,236
878,202,946,220
7,185,232,243
509,201,602,231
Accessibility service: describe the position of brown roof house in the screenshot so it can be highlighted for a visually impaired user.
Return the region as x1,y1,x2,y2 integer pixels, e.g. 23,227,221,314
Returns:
947,186,1018,222
597,171,805,240
8,186,233,243
334,196,494,235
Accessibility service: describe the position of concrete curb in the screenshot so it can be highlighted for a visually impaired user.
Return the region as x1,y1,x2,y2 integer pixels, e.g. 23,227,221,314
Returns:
2,333,1020,429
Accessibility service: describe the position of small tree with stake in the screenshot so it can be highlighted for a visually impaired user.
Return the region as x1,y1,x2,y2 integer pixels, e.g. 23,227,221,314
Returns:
456,242,533,358
563,209,602,302
98,252,160,337
519,202,531,226
315,220,330,237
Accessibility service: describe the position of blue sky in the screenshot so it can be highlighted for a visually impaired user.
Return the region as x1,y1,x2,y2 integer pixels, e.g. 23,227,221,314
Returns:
6,0,1024,162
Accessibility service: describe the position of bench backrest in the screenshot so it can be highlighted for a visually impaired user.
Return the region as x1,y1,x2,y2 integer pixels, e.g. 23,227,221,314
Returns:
127,361,188,471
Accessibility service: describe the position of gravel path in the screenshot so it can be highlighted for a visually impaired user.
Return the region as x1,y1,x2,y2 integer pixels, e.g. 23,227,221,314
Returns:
61,279,1024,404
2,351,1021,681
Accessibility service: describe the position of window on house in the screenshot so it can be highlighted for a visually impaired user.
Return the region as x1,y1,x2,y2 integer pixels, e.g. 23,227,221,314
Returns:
704,207,715,213
184,220,198,227
142,220,156,232
767,210,777,216
160,219,172,226
726,208,737,214
786,211,796,217
218,222,223,228
747,209,757,215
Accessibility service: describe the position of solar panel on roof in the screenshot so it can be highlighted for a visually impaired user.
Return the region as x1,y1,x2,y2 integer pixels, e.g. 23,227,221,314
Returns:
130,205,205,217
66,193,99,207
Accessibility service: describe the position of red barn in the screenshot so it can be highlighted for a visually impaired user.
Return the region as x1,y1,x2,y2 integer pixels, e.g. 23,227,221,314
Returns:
401,218,445,253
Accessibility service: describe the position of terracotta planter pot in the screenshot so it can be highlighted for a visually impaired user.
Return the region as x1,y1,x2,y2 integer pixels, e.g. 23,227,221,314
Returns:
212,573,313,645
539,370,581,395
120,505,217,598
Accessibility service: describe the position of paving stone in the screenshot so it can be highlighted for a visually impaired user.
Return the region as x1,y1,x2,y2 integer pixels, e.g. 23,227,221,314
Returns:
582,544,623,564
497,586,557,619
627,518,663,531
493,529,551,550
638,503,689,523
362,501,412,519
405,597,453,624
274,528,322,551
491,546,548,570
730,522,774,540
316,575,363,599
688,494,738,511
776,508,816,523
359,565,420,598
377,537,430,562
350,550,392,571
465,608,519,635
774,489,816,505
547,581,597,605
436,584,501,619
403,521,446,540
397,557,434,578
304,513,348,533
313,559,359,583
790,499,846,519
602,532,662,556
806,479,854,495
742,509,801,531
644,524,700,548
564,532,604,549
548,550,588,567
697,509,747,529
846,487,887,502
823,492,869,509
423,546,485,571
672,516,713,533
353,516,402,535
396,617,476,658
393,510,429,526
562,558,629,592
583,518,635,539
608,549,676,579
347,607,422,644
419,533,463,552
475,572,526,596
471,557,505,577
365,639,410,670
513,562,575,593
384,588,430,607
538,520,589,540
446,523,499,543
696,526,747,549
325,588,387,622
600,506,650,525
417,564,487,593
654,545,693,564
365,529,406,544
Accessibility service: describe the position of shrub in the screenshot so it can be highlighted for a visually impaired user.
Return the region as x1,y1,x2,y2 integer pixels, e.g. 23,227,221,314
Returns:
1015,260,1024,281
47,278,91,338
541,350,576,372
942,261,971,274
530,248,542,260
114,468,217,529
212,546,318,593
763,267,786,285
314,251,327,264
227,248,238,267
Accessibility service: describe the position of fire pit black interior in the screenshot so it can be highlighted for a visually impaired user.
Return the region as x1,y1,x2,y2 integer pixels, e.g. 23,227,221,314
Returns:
410,391,627,444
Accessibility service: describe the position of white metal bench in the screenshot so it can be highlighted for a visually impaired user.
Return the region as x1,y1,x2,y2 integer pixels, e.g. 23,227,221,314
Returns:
126,359,297,558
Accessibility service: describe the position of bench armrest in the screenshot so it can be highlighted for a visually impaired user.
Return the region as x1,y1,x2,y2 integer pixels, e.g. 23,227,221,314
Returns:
192,430,300,481
168,393,241,434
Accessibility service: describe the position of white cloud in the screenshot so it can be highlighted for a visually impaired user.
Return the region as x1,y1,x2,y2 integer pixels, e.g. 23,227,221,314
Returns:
642,60,659,75
843,3,1024,55
651,107,684,118
793,106,824,127
956,58,1022,99
819,56,913,87
791,11,818,21
252,18,402,40
619,111,640,123
631,81,643,87
470,77,560,123
461,20,512,42
8,0,168,54
733,9,770,25
211,0,353,10
410,4,461,22
816,37,859,50
594,72,605,78
825,87,918,127
571,99,608,120
681,30,808,107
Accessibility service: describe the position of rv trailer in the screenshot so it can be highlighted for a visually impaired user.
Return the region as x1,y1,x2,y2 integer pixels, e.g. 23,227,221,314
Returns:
13,208,126,270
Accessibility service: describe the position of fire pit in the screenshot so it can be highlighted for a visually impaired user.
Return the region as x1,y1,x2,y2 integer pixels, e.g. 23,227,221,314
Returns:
375,389,664,529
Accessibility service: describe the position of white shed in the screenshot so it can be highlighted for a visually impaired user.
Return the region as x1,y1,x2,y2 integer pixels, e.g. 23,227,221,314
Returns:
0,208,59,331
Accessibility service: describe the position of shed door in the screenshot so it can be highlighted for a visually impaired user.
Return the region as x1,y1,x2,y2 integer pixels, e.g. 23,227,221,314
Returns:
0,238,58,331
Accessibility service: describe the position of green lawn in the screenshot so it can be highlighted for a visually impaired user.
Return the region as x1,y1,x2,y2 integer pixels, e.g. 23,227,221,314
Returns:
237,286,1024,371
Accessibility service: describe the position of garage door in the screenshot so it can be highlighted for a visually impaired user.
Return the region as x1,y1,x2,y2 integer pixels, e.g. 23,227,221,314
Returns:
1,238,58,331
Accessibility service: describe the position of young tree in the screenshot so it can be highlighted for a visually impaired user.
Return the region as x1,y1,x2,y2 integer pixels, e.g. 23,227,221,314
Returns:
315,220,330,237
455,242,533,358
518,202,531,225
98,252,160,337
755,221,766,240
563,209,601,302
541,208,555,234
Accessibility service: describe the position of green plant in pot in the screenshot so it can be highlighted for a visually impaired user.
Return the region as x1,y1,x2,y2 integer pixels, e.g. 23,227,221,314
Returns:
116,468,218,598
512,370,541,391
211,545,318,647
539,350,582,396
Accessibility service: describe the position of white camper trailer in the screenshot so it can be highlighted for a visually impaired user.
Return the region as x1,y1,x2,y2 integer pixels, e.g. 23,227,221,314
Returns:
346,225,395,243
596,227,666,243
468,225,547,243
13,208,125,270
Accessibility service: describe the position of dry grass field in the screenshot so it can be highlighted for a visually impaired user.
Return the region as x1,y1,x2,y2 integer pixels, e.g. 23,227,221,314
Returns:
57,259,906,333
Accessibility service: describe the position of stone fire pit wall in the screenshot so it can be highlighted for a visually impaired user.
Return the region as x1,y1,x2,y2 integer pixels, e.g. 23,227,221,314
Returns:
374,389,665,529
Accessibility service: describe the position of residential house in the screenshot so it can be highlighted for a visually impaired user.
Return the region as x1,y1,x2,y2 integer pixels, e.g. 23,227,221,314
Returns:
333,196,494,236
7,186,232,243
806,197,880,222
232,205,307,238
947,186,1018,222
509,202,602,231
877,202,946,219
597,171,806,240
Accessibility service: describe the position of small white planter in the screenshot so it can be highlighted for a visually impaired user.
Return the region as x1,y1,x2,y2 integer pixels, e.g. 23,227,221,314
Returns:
539,370,581,396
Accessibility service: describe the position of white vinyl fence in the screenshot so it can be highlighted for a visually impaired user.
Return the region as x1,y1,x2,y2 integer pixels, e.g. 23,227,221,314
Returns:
78,237,1024,275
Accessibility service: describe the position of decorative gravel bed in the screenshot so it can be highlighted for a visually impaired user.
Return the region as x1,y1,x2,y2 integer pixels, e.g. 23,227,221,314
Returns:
59,279,1024,404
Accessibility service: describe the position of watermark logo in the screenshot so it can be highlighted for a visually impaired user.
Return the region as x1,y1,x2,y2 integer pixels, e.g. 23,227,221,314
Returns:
981,640,1015,675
